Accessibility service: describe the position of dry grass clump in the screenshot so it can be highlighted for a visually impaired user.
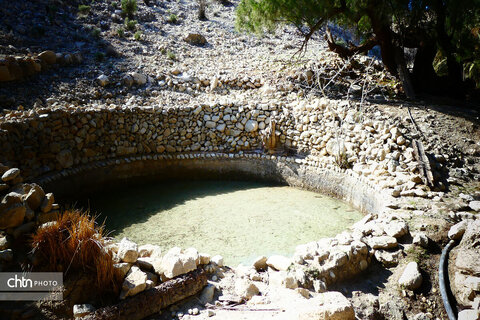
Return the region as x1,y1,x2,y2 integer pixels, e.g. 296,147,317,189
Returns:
31,210,121,295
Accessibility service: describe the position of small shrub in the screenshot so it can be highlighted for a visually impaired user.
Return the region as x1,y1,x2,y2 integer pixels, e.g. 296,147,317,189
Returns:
134,31,142,41
31,210,122,295
167,14,178,24
112,2,118,9
117,27,125,38
198,0,207,20
125,17,137,31
121,0,137,18
95,52,105,62
78,4,91,14
167,50,176,60
91,27,101,38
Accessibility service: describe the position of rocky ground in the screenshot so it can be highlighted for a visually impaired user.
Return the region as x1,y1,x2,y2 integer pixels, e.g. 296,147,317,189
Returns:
1,0,480,320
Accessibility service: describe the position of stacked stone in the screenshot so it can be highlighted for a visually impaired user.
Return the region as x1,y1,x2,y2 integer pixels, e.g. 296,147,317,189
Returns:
0,165,59,268
449,219,480,319
0,51,82,82
250,214,409,293
0,97,439,201
104,237,216,300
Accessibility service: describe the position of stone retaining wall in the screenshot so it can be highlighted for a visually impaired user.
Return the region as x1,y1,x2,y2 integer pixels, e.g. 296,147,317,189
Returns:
0,97,428,205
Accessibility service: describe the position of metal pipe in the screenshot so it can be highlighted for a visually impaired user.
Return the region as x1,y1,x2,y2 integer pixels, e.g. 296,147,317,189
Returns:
439,239,457,320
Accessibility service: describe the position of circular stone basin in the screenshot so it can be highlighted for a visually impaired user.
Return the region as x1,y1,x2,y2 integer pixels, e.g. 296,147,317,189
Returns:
84,180,363,266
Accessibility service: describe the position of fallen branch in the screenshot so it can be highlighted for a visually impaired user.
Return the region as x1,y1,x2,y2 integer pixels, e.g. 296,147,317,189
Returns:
412,139,434,187
81,269,207,320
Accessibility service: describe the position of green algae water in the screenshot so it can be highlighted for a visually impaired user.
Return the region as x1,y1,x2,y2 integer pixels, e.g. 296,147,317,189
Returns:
86,180,363,266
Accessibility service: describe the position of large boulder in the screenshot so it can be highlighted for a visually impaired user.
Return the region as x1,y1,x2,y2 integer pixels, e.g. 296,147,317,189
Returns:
0,192,26,229
398,262,423,290
297,291,355,320
117,238,139,263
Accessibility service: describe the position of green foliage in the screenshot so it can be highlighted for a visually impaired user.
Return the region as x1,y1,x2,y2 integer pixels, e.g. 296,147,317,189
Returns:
78,4,91,14
236,0,480,91
125,17,137,31
95,52,105,62
121,0,138,17
134,30,142,41
166,50,176,60
167,13,178,24
117,27,125,38
91,27,101,39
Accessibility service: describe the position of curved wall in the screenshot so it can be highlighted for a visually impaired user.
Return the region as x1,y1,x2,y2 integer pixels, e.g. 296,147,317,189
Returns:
0,97,422,214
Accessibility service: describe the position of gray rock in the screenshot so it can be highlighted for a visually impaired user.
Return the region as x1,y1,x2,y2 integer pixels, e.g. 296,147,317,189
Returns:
131,72,147,85
297,291,355,320
413,233,429,248
0,249,13,262
252,255,267,271
73,304,95,318
469,201,480,212
1,168,20,182
398,262,423,290
384,221,408,238
97,74,109,87
184,33,207,46
234,279,259,300
367,236,398,249
118,238,139,263
458,309,479,320
211,255,224,267
155,247,198,279
245,120,258,132
0,192,26,229
199,284,215,304
40,193,54,213
138,244,162,258
266,255,292,271
449,220,468,240
25,184,45,211
114,262,132,278
374,249,402,267
120,265,147,299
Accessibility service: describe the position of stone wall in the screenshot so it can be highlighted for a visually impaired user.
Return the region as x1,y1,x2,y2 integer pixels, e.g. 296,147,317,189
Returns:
0,97,427,206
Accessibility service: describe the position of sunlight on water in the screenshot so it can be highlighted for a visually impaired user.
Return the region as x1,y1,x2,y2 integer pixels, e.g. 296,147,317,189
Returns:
86,180,363,266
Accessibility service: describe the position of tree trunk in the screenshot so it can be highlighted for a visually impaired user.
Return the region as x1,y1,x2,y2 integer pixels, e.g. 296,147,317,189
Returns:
394,47,415,99
412,42,438,93
81,269,207,320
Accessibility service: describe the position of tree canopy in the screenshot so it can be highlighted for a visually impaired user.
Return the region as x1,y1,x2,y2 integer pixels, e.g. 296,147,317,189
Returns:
236,0,480,99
